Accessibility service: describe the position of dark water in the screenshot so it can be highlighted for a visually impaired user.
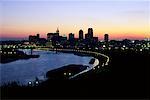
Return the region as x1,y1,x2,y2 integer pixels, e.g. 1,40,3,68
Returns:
0,50,92,86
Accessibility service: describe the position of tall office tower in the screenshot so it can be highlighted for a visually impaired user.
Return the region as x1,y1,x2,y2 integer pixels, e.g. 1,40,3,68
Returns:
104,34,109,48
104,34,109,42
79,29,83,40
37,34,40,39
88,28,93,39
69,33,74,41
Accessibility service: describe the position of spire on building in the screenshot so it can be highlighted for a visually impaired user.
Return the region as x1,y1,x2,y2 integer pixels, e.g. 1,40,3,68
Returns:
56,27,59,33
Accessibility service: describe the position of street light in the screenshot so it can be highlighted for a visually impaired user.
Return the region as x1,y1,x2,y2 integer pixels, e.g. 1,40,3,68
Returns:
103,45,106,48
35,81,39,85
69,72,71,76
64,72,67,75
28,81,32,86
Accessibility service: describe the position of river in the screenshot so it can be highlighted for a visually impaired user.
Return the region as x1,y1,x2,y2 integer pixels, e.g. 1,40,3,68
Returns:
0,50,92,86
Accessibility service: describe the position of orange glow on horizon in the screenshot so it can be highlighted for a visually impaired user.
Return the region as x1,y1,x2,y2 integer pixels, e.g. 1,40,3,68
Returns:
1,23,149,40
1,31,149,40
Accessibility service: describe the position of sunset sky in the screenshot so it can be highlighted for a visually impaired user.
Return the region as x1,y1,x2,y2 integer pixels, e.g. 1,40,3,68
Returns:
0,0,150,40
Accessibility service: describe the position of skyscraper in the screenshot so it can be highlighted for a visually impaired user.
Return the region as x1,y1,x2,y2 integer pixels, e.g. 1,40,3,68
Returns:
69,33,74,41
104,34,109,42
79,29,83,40
69,33,75,46
88,28,93,39
104,34,109,48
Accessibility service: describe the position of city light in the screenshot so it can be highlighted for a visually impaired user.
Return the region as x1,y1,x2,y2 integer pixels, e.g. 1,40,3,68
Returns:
64,72,67,75
35,81,39,85
28,81,32,85
103,45,106,48
69,73,72,76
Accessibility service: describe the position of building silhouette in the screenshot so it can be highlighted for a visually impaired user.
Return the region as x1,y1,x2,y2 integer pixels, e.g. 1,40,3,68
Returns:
47,28,60,47
69,33,74,41
104,34,109,42
104,34,109,48
79,29,83,40
47,33,54,42
93,37,98,44
88,28,93,39
47,28,60,41
29,34,46,45
85,33,89,40
29,34,40,44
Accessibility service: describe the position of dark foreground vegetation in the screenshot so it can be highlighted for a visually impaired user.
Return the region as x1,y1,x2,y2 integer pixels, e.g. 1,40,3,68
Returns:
1,49,150,99
46,64,88,80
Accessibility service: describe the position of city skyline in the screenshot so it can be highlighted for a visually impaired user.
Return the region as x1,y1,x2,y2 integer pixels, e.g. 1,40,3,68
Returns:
1,0,149,40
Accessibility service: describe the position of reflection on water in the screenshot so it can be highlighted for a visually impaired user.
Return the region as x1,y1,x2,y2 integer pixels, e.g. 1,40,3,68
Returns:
0,50,92,86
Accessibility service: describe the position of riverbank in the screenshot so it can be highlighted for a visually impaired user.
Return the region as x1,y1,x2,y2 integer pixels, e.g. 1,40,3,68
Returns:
0,54,40,64
0,48,40,64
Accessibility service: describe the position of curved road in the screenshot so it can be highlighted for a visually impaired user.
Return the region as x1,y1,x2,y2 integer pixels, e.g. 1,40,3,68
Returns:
69,58,99,79
36,47,110,79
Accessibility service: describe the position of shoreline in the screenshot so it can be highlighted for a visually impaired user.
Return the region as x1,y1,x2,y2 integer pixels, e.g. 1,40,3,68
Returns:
0,49,108,86
42,48,108,80
0,49,94,86
35,48,108,80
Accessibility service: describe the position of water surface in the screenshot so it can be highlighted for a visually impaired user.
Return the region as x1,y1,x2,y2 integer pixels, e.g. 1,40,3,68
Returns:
0,50,92,86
